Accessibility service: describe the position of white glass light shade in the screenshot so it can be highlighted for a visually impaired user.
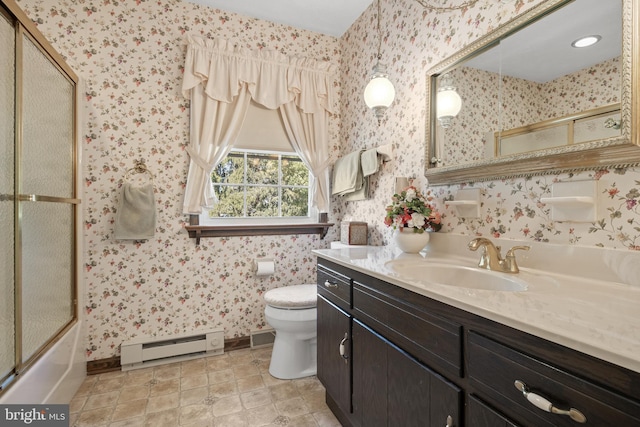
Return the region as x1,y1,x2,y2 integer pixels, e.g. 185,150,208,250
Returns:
364,61,395,124
364,75,396,109
436,88,462,128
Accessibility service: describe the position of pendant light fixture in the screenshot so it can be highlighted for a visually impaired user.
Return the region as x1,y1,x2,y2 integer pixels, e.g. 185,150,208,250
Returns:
363,0,395,125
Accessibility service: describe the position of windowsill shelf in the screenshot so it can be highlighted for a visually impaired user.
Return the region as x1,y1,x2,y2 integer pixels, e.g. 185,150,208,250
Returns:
185,219,334,245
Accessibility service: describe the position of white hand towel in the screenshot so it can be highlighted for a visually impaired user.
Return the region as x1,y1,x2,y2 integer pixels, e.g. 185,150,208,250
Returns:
114,182,156,240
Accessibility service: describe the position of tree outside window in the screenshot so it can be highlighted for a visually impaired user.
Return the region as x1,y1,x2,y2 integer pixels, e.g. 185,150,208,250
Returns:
206,150,310,219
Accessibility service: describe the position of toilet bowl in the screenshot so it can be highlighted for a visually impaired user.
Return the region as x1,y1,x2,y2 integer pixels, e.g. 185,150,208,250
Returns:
264,284,317,379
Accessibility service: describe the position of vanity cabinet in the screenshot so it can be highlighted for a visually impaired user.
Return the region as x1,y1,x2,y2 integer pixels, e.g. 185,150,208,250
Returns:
352,320,461,427
316,259,640,427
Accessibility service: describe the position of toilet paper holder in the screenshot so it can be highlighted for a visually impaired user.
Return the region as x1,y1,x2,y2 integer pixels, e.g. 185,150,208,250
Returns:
254,258,276,276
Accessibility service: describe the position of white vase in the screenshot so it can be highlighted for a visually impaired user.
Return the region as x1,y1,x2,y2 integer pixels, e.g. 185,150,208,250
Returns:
394,230,430,253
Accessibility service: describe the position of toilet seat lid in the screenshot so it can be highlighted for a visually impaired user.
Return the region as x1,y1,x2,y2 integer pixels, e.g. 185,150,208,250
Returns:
264,284,317,309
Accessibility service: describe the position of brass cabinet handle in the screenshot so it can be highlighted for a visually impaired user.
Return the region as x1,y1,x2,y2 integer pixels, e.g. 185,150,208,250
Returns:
339,333,348,363
514,380,586,423
324,280,338,289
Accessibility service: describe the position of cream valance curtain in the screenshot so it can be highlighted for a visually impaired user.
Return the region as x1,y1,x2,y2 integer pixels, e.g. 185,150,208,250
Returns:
181,35,338,214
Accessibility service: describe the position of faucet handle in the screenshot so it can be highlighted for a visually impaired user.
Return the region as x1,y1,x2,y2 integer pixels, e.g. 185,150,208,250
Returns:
506,245,530,257
504,245,530,273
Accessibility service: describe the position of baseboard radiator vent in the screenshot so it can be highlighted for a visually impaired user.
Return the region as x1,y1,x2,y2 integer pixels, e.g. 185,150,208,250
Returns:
120,329,224,371
250,328,275,349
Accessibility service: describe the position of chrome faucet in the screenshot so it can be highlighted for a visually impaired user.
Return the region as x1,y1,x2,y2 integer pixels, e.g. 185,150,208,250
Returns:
468,238,530,273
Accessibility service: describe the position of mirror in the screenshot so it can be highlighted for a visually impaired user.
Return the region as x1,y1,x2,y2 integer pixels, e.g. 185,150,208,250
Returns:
425,0,639,185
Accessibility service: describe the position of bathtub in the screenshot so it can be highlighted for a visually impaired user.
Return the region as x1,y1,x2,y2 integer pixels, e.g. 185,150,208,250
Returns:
0,320,86,404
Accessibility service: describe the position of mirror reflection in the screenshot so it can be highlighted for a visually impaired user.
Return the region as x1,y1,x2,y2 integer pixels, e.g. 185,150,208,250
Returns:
432,0,622,168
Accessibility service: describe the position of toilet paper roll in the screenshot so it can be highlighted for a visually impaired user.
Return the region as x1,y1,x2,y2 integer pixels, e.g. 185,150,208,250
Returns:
255,260,275,276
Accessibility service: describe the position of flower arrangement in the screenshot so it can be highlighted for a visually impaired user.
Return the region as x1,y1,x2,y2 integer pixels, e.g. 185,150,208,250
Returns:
384,186,442,233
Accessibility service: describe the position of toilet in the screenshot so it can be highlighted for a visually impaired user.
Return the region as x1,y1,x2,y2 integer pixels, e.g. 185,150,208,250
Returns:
264,284,317,379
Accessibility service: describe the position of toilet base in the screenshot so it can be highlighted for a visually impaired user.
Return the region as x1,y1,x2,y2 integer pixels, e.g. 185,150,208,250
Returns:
268,331,317,380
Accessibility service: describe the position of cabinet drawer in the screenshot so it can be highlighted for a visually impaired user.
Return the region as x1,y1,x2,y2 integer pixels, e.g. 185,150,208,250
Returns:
468,332,640,427
317,265,351,310
353,282,462,377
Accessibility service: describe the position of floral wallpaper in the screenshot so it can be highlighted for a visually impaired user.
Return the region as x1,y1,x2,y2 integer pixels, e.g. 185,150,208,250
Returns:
339,0,640,253
16,0,342,361
16,0,640,362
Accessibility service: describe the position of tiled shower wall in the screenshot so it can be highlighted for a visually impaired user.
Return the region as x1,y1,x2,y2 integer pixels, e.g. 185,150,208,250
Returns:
18,0,640,362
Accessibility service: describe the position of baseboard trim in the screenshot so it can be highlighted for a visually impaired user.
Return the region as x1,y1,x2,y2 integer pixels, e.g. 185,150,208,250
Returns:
86,335,253,375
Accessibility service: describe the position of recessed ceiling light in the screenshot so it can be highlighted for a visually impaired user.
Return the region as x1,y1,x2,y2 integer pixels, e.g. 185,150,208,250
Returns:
571,35,602,48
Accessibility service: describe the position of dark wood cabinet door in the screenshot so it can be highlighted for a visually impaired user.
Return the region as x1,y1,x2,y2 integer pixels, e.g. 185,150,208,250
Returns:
353,320,461,427
353,320,387,427
317,295,351,416
467,395,520,427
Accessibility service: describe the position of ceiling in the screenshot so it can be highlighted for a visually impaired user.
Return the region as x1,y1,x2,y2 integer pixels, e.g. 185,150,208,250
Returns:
184,0,375,37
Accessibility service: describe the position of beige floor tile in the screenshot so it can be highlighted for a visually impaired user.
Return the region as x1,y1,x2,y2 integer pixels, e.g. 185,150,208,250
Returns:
75,407,113,427
181,374,208,390
269,382,298,402
181,358,207,377
84,391,120,410
118,384,149,402
71,347,336,427
208,368,235,384
153,363,181,380
179,403,214,426
240,388,273,409
245,403,279,427
207,355,232,371
108,416,145,427
211,395,243,417
209,380,239,398
147,392,180,413
275,397,310,419
213,411,249,426
233,363,260,379
111,399,147,421
150,378,180,396
237,375,265,393
180,386,210,406
143,408,179,427
93,377,125,394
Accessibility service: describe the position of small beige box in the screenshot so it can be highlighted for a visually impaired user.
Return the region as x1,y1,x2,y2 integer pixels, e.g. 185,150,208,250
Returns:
340,221,368,245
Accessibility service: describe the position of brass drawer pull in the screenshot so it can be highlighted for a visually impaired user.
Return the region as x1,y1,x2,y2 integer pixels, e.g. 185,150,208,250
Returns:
514,380,586,423
324,280,338,289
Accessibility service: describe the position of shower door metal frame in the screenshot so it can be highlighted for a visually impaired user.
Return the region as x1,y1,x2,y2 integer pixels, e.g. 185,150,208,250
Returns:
1,0,80,396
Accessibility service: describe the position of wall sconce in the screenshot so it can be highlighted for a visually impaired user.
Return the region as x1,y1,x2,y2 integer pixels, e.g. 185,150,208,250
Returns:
436,73,462,128
364,0,395,125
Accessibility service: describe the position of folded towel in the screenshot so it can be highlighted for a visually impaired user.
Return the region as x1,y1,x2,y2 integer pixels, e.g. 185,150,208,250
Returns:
332,150,363,196
343,176,369,201
361,148,379,177
115,182,156,240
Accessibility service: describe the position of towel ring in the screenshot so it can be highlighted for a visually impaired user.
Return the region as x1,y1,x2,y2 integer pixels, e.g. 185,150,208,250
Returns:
125,160,154,182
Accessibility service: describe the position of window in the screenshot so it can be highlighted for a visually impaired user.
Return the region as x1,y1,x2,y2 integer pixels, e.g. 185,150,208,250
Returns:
201,149,313,224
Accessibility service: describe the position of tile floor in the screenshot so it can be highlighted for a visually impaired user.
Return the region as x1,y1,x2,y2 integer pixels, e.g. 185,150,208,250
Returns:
69,347,341,427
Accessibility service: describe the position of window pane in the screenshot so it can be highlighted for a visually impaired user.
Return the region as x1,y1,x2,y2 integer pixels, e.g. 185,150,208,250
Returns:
282,187,309,217
246,153,278,185
282,155,309,186
209,185,244,217
246,187,278,217
211,154,244,184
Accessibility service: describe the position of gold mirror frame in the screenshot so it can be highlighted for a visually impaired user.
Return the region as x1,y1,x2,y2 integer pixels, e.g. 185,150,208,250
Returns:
425,0,639,185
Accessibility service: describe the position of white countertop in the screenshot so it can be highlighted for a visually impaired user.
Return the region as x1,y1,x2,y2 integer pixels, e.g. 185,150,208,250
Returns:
313,234,640,373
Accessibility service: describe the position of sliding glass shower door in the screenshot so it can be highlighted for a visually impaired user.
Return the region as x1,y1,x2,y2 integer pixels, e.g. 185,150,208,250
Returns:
1,0,79,394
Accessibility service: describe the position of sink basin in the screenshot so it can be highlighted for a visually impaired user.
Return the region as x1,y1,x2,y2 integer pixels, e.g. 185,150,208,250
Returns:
384,259,528,292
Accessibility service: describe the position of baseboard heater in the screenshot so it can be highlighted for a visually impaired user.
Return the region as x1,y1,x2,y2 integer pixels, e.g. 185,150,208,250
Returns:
120,329,224,371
